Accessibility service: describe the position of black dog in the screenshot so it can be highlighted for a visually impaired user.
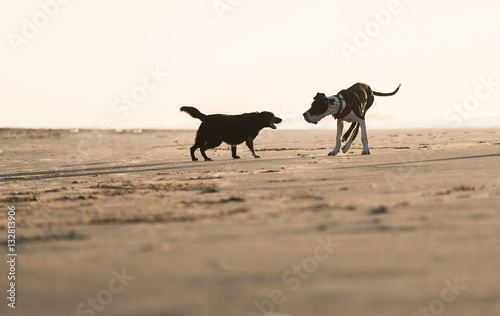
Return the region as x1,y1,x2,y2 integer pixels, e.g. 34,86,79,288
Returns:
180,106,282,161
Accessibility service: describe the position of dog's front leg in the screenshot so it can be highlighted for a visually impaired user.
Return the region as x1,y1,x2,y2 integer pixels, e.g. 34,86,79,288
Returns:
359,119,371,155
246,138,260,158
328,120,343,156
342,123,359,153
231,145,241,159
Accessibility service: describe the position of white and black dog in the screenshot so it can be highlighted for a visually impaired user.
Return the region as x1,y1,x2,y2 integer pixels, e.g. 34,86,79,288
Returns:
303,82,400,155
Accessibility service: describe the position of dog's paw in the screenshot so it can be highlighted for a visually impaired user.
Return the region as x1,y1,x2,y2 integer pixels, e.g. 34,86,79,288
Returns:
328,151,338,156
342,136,348,142
361,150,371,155
232,156,241,159
204,158,213,161
192,158,199,161
342,146,350,154
253,154,261,158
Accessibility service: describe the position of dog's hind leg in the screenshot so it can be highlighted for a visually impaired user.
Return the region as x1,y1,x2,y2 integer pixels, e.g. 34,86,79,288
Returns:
190,145,199,161
190,131,207,161
190,136,204,161
246,138,260,158
199,147,211,161
231,145,241,159
359,119,371,155
328,120,343,156
200,138,222,161
342,123,359,153
342,123,356,142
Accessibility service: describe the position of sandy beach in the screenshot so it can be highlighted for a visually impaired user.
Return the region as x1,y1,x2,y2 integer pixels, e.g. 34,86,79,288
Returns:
1,128,500,316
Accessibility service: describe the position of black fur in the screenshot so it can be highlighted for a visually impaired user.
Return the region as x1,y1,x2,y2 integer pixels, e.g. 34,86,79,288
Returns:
340,83,400,141
309,93,328,115
180,106,282,161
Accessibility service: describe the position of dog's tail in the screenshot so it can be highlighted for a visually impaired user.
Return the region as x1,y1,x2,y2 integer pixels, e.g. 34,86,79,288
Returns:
180,106,207,121
373,84,401,97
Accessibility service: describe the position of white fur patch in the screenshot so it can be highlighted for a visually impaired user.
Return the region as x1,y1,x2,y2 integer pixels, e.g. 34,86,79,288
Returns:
304,95,343,124
305,93,364,126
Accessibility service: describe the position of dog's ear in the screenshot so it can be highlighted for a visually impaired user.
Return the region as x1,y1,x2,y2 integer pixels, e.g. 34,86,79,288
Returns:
314,93,326,100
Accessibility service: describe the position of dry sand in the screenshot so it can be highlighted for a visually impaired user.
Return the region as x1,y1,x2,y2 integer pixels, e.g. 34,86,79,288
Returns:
1,128,500,316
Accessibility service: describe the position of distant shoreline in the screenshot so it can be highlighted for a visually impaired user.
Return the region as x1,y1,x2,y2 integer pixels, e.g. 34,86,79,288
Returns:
1,127,499,133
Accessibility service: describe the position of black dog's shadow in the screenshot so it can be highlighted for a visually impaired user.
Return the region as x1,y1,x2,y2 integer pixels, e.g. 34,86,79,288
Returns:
0,158,267,182
2,153,499,182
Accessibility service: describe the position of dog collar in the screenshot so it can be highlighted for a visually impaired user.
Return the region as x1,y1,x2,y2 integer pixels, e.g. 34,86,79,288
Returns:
333,94,353,119
328,95,344,116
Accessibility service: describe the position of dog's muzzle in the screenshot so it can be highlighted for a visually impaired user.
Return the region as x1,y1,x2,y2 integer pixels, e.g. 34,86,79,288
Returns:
303,112,317,124
270,117,282,129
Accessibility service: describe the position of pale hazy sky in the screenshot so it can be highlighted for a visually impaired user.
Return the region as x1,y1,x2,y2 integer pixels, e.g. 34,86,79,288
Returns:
1,0,500,129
